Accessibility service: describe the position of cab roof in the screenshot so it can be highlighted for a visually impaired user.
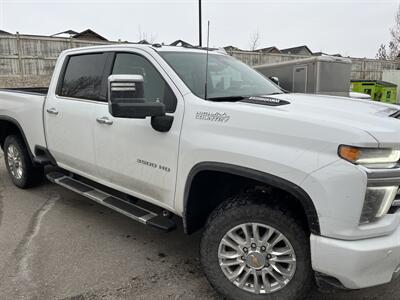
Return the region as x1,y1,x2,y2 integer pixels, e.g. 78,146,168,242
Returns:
62,43,226,56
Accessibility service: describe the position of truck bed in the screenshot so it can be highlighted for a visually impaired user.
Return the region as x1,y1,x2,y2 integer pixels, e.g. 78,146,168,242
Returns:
0,89,47,154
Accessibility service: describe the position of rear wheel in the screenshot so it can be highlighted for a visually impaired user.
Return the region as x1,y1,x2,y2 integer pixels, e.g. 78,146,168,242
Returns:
4,135,44,188
200,194,313,300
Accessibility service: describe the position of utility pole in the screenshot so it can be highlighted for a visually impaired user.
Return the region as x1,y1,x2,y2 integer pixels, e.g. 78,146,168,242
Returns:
199,0,202,47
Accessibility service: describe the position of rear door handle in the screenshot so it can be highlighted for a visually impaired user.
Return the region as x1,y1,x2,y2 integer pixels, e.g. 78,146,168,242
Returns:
96,116,113,125
46,107,59,115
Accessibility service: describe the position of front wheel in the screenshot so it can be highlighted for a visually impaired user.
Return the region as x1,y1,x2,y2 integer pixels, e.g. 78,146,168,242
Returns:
200,195,314,300
4,135,44,188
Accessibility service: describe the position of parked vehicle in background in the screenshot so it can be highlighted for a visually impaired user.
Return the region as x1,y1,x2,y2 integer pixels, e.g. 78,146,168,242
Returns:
1,44,400,300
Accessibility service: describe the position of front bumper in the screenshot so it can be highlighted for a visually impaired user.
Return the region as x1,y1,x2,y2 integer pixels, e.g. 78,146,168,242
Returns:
310,222,400,289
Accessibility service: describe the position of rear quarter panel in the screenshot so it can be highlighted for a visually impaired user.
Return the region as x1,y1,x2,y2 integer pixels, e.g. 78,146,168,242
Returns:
0,91,46,154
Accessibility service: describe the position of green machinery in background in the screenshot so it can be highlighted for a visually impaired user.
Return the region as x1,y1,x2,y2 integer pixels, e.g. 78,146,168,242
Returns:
351,80,398,104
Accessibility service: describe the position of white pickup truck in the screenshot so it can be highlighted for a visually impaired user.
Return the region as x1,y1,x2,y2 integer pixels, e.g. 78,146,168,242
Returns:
1,44,400,300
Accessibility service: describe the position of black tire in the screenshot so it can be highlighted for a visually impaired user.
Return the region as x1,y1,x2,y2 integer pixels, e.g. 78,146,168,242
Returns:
3,135,44,189
200,194,314,300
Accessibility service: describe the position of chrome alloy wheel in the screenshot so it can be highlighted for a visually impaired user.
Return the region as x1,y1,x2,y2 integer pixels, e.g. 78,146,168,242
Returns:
218,223,296,294
7,144,23,180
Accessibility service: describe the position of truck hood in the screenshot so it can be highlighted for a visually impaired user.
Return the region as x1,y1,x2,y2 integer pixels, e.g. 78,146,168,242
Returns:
237,93,400,146
262,93,399,117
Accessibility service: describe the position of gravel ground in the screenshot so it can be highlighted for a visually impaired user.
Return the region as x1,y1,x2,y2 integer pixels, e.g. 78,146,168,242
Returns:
0,151,399,300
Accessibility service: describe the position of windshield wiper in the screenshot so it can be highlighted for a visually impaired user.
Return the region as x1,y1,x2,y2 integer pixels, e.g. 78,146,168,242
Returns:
208,96,246,102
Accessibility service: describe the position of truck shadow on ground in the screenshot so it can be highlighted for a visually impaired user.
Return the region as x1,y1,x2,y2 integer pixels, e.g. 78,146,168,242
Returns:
52,185,400,300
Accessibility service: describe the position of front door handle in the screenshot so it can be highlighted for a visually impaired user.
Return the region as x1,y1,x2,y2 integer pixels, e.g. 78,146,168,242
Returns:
96,116,113,125
46,107,59,115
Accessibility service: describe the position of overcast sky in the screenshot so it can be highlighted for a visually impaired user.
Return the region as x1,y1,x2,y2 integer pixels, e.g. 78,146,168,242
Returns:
0,0,398,58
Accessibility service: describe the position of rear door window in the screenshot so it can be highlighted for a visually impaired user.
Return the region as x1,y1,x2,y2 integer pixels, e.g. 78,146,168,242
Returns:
59,53,108,101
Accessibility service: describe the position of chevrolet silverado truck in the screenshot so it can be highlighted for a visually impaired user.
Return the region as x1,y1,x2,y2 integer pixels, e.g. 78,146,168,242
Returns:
1,44,400,300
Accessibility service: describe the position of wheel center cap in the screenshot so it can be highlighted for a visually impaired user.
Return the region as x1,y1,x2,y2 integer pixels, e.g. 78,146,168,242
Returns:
245,252,266,270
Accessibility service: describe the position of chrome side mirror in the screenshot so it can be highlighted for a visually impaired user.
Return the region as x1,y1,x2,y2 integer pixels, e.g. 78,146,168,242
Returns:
108,74,165,119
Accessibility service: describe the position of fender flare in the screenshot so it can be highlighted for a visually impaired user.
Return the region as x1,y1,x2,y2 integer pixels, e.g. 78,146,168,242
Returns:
0,115,34,160
183,162,320,235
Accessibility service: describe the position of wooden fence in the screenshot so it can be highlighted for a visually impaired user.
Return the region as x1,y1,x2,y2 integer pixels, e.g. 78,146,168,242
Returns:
1,34,399,88
0,34,112,77
229,50,400,81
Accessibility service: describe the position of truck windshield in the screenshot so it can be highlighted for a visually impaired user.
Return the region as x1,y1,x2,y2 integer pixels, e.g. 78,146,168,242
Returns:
159,51,283,100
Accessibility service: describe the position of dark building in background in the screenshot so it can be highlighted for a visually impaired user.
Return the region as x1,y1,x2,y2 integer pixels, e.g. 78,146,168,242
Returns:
254,46,281,54
52,29,108,41
0,30,12,35
224,45,243,52
170,40,193,47
72,29,108,41
280,45,313,56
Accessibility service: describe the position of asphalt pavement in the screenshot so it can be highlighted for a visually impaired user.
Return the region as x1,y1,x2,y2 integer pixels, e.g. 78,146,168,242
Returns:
0,151,399,299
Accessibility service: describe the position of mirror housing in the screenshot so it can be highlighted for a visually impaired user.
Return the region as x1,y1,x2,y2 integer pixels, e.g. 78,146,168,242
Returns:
269,76,280,86
108,74,165,119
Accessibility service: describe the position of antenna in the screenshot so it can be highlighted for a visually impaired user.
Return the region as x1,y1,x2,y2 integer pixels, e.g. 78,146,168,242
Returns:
198,0,202,47
204,20,210,100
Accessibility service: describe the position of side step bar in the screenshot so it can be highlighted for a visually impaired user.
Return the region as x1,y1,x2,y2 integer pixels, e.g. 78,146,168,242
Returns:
46,172,176,232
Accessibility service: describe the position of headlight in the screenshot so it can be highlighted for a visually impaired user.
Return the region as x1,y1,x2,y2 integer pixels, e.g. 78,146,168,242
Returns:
338,145,400,169
360,186,398,224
